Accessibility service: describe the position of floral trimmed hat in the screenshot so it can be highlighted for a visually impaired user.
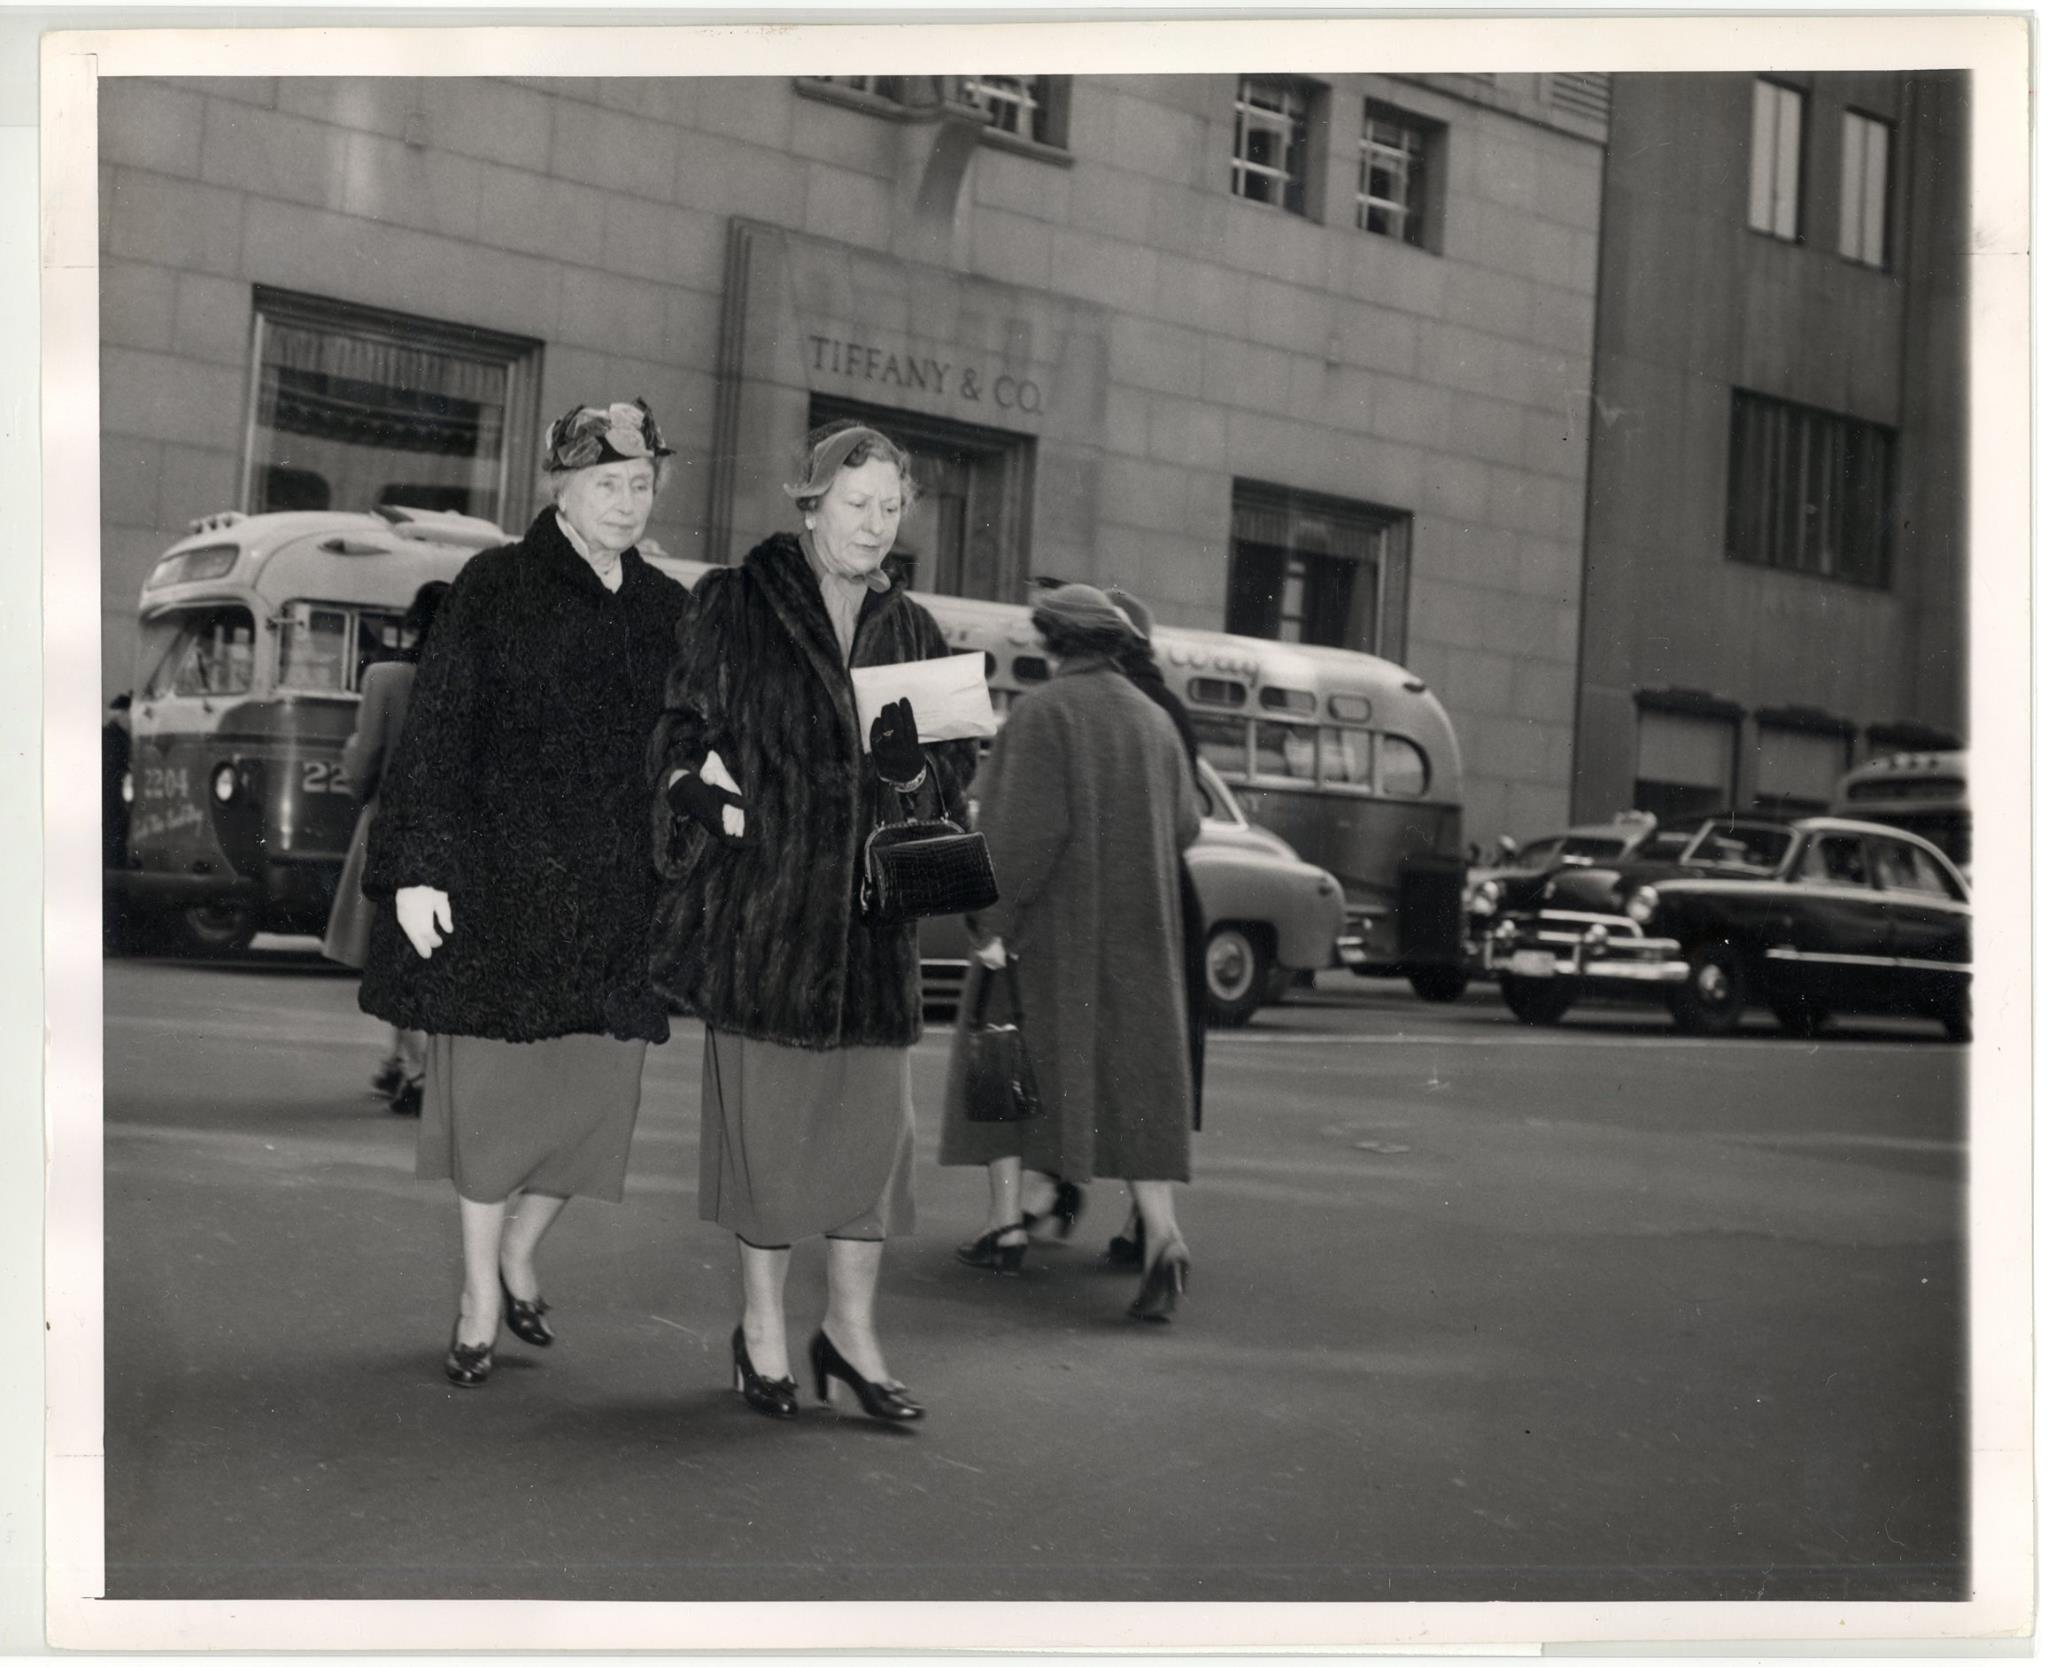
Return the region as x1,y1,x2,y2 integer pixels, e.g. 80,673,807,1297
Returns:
543,398,675,471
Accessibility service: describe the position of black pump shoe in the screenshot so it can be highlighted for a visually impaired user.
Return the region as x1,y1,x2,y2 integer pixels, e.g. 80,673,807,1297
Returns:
445,1330,495,1387
809,1329,924,1422
955,1224,1028,1275
1128,1239,1191,1323
732,1327,798,1419
499,1275,554,1348
1022,1180,1086,1239
1104,1215,1147,1270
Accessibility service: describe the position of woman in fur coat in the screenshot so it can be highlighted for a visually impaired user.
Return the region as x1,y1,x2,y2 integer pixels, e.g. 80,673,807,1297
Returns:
649,420,975,1424
360,399,689,1389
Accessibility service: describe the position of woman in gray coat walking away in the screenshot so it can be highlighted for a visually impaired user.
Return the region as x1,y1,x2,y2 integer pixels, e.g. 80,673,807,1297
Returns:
938,583,1201,1320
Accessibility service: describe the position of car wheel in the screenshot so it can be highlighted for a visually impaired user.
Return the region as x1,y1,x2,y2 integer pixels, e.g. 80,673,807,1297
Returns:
1769,997,1829,1039
1500,973,1574,1025
1203,924,1269,1028
1407,966,1470,1003
1669,941,1748,1035
165,900,260,957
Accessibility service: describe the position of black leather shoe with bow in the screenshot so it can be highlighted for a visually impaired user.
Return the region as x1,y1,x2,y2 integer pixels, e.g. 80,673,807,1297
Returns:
499,1275,554,1347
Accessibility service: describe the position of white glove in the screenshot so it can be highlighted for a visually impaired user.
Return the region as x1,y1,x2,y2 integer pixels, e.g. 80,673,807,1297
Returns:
972,936,1008,970
700,749,745,841
395,885,453,960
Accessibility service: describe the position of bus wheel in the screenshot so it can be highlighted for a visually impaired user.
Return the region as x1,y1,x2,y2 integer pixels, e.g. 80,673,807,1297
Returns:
1500,974,1574,1025
167,900,259,957
1668,941,1747,1035
1407,966,1470,1003
1203,924,1269,1028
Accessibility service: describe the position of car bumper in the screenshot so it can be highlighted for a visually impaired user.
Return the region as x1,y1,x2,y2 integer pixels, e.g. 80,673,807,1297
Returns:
1482,911,1690,985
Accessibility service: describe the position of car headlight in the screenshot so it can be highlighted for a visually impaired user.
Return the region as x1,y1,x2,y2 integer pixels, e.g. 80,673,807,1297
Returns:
1468,878,1501,917
212,763,239,804
1625,885,1659,925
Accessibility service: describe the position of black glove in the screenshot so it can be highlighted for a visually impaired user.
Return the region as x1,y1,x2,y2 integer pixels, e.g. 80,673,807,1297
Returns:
870,697,927,789
667,770,750,846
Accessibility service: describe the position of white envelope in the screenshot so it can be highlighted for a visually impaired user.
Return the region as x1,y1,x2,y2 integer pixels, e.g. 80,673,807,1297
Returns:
851,653,998,751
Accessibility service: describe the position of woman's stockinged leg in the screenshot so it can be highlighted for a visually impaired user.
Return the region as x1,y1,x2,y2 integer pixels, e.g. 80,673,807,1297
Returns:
822,1236,895,1385
984,1155,1024,1237
737,1238,794,1382
455,1193,511,1347
500,1191,568,1301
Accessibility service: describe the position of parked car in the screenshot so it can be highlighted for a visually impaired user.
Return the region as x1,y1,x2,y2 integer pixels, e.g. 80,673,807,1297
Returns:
919,758,1345,1027
1463,812,1676,961
1479,816,1970,1038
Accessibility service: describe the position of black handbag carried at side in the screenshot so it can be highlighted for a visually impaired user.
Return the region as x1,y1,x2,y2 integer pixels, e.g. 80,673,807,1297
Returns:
860,779,1000,927
957,962,1040,1124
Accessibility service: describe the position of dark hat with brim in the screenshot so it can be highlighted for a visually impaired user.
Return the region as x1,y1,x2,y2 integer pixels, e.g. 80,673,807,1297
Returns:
544,398,674,471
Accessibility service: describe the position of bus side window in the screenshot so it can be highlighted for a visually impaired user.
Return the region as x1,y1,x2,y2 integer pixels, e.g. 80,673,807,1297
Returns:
279,604,351,692
1253,722,1316,783
1380,735,1430,798
1190,714,1249,777
1317,728,1375,792
355,609,411,687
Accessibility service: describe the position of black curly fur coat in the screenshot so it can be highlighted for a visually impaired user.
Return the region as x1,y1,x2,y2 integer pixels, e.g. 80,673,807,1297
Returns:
358,510,689,1043
647,533,976,1050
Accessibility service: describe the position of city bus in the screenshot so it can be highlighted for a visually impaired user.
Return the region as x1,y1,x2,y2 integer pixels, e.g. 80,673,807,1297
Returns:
111,506,502,954
1831,749,1970,874
911,594,1471,1001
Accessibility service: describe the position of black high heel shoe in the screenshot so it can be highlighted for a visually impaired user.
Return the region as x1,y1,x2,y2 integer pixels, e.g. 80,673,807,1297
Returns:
1128,1238,1191,1323
732,1326,798,1420
1022,1179,1086,1239
499,1274,554,1348
955,1222,1028,1275
1104,1214,1147,1270
445,1316,496,1387
809,1329,924,1422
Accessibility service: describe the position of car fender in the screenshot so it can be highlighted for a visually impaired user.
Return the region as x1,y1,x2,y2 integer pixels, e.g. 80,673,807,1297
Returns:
1186,840,1344,970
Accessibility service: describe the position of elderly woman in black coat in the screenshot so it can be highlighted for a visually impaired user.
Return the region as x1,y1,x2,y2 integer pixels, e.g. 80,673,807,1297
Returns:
649,419,974,1423
361,399,689,1388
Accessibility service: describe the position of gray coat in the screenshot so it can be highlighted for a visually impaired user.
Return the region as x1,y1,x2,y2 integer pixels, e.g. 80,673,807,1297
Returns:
941,658,1200,1182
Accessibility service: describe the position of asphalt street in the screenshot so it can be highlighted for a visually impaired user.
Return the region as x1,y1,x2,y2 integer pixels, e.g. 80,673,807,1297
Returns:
101,946,1966,1604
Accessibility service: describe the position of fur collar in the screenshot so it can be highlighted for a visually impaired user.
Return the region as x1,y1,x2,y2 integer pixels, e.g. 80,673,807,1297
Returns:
744,532,914,748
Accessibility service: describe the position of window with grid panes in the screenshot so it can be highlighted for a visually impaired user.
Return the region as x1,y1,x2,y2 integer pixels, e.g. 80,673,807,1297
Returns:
961,76,1061,146
1232,78,1312,214
1726,390,1895,587
1358,103,1429,246
1840,110,1892,268
1225,481,1410,659
1747,79,1805,240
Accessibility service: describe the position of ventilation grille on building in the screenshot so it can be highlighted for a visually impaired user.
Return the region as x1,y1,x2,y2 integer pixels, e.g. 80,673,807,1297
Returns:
1549,73,1612,123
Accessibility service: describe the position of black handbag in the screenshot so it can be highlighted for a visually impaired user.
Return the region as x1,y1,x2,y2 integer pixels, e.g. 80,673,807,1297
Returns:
957,963,1040,1124
860,783,999,927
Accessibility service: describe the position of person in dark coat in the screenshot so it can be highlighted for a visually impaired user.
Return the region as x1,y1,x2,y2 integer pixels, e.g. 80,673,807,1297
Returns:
360,399,689,1388
939,583,1200,1321
649,419,975,1423
322,581,449,1111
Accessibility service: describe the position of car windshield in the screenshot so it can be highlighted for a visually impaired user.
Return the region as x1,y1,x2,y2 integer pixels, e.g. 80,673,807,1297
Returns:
1682,820,1795,873
1556,834,1628,863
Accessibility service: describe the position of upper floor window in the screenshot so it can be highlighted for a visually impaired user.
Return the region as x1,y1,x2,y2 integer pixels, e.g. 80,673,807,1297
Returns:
1840,110,1892,268
800,75,1070,149
1747,79,1804,240
245,289,541,527
1232,77,1313,215
1225,480,1410,660
1358,102,1437,249
1726,389,1894,588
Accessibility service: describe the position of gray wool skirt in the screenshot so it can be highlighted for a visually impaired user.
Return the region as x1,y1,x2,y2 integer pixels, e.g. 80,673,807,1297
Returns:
418,1032,649,1204
698,1030,915,1245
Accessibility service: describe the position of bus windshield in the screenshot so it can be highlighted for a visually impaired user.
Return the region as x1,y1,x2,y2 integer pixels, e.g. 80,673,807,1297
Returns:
142,604,257,700
277,601,414,693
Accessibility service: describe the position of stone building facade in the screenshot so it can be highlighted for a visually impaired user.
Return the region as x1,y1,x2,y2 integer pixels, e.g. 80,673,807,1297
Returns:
1572,71,1968,824
99,71,1611,847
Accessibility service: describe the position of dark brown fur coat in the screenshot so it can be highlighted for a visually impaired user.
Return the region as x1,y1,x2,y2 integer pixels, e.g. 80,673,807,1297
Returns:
647,533,975,1049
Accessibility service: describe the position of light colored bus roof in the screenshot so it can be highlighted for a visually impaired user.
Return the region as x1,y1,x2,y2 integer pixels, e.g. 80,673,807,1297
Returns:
143,510,509,612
